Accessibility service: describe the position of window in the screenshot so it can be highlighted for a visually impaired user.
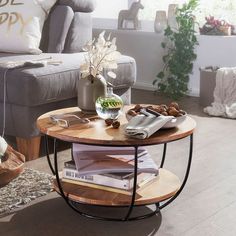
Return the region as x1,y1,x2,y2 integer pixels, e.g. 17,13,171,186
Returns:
196,0,236,26
138,0,236,26
93,0,236,30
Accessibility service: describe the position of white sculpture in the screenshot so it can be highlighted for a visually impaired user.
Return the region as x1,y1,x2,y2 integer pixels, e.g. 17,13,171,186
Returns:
118,0,144,30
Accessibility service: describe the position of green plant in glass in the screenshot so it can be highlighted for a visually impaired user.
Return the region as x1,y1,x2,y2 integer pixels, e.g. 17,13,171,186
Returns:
153,0,199,100
95,87,123,120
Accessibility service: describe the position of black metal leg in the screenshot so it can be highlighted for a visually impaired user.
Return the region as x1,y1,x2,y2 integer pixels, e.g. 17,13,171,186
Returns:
52,139,96,218
53,138,68,200
160,143,167,168
71,145,74,161
124,146,139,220
44,135,55,175
159,134,193,209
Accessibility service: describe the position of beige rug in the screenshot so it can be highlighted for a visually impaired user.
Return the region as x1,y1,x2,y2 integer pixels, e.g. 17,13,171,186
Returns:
0,168,53,216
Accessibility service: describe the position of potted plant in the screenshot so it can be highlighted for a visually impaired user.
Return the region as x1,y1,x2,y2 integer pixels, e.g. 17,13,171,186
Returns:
153,0,199,100
78,31,121,113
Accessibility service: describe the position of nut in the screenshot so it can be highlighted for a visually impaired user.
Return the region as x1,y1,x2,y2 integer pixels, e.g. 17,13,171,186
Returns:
179,110,186,115
133,104,142,112
160,104,168,111
105,119,113,126
168,107,179,117
161,111,168,116
152,105,163,113
112,120,120,129
169,102,180,111
127,109,137,117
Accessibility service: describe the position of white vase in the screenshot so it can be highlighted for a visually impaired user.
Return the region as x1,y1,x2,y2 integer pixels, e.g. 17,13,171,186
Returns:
154,10,167,33
77,74,107,114
168,4,178,30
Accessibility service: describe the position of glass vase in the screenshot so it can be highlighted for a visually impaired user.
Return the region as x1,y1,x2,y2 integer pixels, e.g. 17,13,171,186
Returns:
95,87,123,120
154,11,167,33
168,4,178,30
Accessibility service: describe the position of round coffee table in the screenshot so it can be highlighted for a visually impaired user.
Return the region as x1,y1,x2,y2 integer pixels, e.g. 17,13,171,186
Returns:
37,106,196,221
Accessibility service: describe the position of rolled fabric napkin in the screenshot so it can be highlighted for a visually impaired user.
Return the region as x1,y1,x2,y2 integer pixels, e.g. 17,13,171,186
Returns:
125,115,173,139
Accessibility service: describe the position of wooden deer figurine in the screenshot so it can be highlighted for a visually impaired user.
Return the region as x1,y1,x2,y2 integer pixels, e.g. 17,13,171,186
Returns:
118,0,144,30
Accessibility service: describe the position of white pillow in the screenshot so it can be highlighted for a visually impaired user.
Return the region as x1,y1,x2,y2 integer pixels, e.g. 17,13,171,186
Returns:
0,0,57,54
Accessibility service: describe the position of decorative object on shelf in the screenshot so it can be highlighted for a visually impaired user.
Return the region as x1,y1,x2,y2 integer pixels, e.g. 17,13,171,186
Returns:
153,0,199,100
232,25,236,35
154,11,167,33
118,0,144,30
167,4,178,30
199,16,233,36
95,86,123,120
78,31,121,113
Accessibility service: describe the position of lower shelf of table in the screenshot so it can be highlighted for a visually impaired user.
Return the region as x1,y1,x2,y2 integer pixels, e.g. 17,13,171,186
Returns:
53,168,181,206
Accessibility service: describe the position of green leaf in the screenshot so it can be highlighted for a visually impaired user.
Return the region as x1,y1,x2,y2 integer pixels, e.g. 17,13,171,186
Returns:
157,71,165,79
161,42,166,48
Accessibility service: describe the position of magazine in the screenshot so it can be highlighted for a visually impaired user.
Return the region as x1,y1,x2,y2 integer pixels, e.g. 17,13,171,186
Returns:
63,167,158,190
72,144,159,176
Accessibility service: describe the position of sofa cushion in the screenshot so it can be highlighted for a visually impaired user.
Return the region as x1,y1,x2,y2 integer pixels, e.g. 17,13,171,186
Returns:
47,5,74,53
58,0,96,12
0,0,57,54
63,12,92,53
0,54,136,107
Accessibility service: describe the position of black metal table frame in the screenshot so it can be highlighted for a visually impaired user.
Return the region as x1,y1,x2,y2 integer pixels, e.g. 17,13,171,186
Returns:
44,133,193,221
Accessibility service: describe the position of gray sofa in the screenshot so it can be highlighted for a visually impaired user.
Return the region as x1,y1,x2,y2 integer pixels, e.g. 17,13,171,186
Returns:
0,0,136,160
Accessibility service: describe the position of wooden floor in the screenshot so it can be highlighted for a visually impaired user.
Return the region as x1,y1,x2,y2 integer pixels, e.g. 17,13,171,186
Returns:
1,89,236,236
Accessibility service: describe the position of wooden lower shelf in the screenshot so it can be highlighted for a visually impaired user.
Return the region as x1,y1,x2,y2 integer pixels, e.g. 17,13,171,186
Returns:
54,168,181,206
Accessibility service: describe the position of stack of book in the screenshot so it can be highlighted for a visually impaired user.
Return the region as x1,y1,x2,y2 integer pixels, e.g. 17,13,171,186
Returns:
61,144,159,195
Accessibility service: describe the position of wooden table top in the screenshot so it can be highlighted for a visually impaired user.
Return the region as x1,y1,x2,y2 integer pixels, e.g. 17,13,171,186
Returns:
37,106,196,146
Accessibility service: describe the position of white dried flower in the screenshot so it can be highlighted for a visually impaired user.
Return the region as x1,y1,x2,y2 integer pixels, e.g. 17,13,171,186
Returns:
80,31,121,80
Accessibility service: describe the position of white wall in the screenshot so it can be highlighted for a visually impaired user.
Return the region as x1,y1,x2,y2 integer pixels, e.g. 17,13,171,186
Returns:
93,28,236,97
192,35,236,96
93,28,165,91
93,0,128,19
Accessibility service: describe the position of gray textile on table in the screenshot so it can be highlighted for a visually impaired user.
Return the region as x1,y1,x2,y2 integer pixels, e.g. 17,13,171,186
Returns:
47,6,74,53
